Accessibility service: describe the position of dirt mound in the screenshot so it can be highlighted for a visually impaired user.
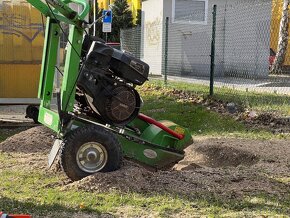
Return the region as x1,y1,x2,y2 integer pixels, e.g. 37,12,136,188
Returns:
1,126,289,200
65,160,153,193
194,144,259,167
63,137,290,199
193,137,290,163
64,161,288,199
0,126,55,153
173,138,260,170
63,159,213,195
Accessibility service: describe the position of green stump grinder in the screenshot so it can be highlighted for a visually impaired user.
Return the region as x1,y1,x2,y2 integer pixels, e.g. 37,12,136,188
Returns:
26,0,193,181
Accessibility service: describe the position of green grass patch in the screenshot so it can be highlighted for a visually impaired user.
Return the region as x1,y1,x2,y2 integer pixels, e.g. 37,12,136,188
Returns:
0,130,12,142
138,83,275,139
0,164,289,217
148,79,290,116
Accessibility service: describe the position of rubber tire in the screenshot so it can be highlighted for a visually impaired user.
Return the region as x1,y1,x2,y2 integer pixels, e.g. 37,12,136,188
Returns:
60,125,122,181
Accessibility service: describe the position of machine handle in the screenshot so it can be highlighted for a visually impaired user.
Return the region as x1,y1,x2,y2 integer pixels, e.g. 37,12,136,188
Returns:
62,0,89,20
26,0,89,27
45,0,89,25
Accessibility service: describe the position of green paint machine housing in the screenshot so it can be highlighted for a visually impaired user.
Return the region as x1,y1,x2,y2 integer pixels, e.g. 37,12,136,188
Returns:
27,0,192,181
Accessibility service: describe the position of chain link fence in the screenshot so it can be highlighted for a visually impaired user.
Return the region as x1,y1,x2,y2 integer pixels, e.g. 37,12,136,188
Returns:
120,26,141,59
120,0,290,114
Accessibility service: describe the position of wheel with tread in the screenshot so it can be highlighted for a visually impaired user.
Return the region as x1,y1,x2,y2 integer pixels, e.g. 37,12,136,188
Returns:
60,125,122,181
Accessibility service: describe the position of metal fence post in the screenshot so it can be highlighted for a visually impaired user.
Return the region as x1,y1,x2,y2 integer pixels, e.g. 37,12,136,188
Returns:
164,17,169,85
210,5,217,96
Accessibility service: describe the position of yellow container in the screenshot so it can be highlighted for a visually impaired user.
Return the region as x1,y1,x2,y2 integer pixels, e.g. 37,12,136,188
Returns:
0,0,44,99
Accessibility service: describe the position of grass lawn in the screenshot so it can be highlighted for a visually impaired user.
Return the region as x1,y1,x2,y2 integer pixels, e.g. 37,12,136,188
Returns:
0,81,289,217
149,79,290,116
138,83,277,139
0,164,289,217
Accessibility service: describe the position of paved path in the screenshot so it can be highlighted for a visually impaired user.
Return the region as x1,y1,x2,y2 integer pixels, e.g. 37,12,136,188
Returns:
0,105,33,123
165,75,290,95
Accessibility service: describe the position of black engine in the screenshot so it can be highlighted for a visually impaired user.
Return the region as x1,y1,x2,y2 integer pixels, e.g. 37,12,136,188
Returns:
77,36,149,126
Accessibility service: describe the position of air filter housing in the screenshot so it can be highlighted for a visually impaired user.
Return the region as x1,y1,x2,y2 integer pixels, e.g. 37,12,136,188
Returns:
109,49,149,85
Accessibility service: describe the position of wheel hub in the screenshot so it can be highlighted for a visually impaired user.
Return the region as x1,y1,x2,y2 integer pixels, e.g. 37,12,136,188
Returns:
76,142,108,173
87,151,98,161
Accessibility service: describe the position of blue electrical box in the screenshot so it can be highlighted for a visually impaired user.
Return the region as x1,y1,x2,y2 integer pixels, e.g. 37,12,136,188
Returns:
102,10,112,23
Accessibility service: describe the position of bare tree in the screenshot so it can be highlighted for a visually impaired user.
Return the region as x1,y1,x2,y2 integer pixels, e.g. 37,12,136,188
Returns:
270,0,289,74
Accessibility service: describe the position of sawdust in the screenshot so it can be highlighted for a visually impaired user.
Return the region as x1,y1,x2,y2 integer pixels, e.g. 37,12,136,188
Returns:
65,162,288,200
65,160,153,193
1,127,289,200
0,126,55,153
64,137,290,199
0,126,57,171
192,144,259,167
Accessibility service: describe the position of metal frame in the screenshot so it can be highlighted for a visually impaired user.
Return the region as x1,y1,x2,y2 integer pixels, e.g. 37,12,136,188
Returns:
26,0,87,132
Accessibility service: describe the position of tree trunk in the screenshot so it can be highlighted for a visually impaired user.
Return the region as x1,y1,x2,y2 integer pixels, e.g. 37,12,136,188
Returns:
270,0,289,74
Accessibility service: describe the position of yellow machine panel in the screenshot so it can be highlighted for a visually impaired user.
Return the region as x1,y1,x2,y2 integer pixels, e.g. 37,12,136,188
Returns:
0,0,44,99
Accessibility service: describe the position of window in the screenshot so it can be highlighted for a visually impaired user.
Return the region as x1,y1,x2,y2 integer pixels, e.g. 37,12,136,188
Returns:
172,0,208,24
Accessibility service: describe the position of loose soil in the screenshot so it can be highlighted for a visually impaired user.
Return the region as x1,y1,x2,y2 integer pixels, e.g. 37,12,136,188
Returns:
0,126,54,153
1,127,289,202
66,137,290,200
0,126,56,171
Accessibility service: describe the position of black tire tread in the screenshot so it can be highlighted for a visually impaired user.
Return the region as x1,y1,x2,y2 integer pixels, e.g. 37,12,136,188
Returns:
60,125,122,181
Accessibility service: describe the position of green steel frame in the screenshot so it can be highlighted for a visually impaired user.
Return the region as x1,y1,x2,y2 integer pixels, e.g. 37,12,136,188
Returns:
26,0,87,132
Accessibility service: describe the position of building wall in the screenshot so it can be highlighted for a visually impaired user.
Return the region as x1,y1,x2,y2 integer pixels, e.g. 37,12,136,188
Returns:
141,0,163,74
161,0,226,77
142,0,271,78
223,0,271,78
0,0,44,98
